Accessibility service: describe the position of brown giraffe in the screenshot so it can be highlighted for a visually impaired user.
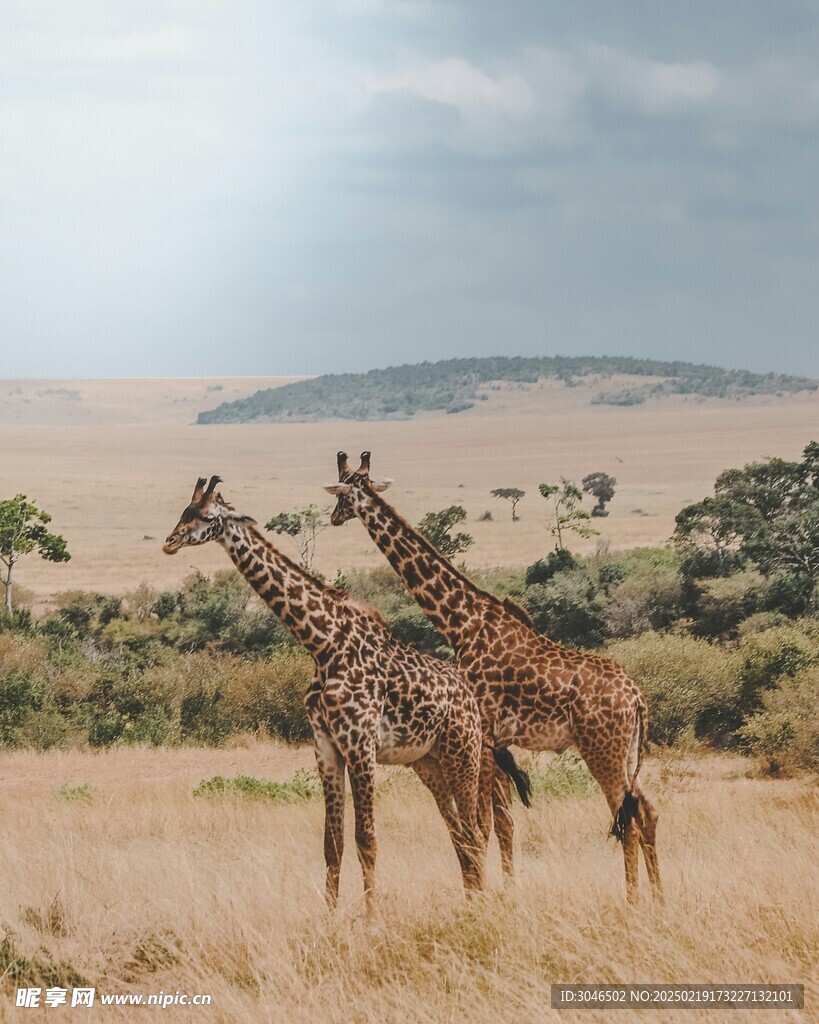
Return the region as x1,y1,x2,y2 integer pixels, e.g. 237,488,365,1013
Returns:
325,453,662,902
162,475,520,910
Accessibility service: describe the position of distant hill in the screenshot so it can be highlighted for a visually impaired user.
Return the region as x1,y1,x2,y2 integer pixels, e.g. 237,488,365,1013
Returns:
196,356,816,424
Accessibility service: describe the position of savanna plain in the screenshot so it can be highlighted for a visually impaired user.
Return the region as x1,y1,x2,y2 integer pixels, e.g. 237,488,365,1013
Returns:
0,377,817,1022
0,746,815,1023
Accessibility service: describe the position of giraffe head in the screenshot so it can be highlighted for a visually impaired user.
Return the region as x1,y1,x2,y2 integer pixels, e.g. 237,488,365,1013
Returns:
163,476,254,554
324,451,392,526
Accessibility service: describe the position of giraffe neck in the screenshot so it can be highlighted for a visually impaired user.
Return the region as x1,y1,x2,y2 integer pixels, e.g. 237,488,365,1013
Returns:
218,519,343,658
346,484,483,648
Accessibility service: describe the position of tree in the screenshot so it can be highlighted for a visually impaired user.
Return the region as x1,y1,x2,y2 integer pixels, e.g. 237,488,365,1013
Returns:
673,441,819,611
582,472,617,517
538,479,600,549
490,487,525,522
265,504,330,572
0,494,71,613
417,505,474,559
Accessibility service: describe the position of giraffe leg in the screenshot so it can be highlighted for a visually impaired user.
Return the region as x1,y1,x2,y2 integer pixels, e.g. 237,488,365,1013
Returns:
436,727,486,893
412,756,483,892
476,743,496,850
313,730,346,910
492,767,515,879
633,780,662,898
575,729,642,903
346,752,378,914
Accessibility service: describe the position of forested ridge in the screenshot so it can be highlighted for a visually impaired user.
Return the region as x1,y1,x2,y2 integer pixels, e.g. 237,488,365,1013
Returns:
197,355,815,424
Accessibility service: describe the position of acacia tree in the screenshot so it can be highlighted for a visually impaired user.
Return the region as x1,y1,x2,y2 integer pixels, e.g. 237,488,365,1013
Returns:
417,505,474,559
265,504,330,572
674,441,819,610
582,472,616,517
538,479,599,549
490,487,525,522
0,494,71,613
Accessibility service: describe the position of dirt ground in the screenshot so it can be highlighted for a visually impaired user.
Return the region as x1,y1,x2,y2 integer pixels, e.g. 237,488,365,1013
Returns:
1,375,816,604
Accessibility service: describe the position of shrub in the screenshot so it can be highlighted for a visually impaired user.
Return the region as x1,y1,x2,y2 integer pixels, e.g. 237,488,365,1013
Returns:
600,572,682,638
762,573,814,617
736,611,790,636
737,667,819,774
523,570,603,648
54,590,122,635
525,548,577,586
736,622,819,715
389,607,446,657
88,713,125,748
219,648,314,742
193,771,320,802
606,632,743,745
0,672,45,745
523,752,598,799
690,569,765,637
597,562,627,592
56,783,97,802
10,708,75,750
180,686,232,746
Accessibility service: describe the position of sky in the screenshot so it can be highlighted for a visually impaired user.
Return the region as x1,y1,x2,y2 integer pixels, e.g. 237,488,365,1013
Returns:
1,0,818,379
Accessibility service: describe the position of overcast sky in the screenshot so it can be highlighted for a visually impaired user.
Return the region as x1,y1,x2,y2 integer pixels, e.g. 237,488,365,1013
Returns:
2,1,818,378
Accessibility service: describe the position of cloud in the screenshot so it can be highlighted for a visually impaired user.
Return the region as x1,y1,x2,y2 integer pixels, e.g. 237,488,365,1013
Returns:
372,56,532,115
586,45,719,113
0,0,817,378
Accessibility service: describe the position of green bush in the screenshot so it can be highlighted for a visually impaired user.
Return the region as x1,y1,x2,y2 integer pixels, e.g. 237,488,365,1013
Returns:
523,752,598,799
389,606,447,657
600,572,682,638
737,667,819,774
0,672,45,745
525,549,577,586
690,569,765,637
56,783,97,802
10,708,75,750
523,570,603,648
220,648,314,742
193,771,320,802
762,573,814,618
736,622,819,715
606,632,743,745
180,686,232,746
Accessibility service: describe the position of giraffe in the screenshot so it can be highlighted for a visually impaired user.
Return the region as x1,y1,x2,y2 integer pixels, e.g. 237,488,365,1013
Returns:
325,453,662,902
163,475,506,911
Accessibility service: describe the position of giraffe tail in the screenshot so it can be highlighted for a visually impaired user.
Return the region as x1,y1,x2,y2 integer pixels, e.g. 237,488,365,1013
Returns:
493,747,532,808
610,700,647,842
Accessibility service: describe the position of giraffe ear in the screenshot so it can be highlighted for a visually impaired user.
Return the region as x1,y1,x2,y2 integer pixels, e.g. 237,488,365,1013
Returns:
371,478,393,493
324,483,351,496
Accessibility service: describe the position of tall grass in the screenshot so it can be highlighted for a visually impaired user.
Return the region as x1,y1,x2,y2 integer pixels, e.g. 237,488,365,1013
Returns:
0,750,813,1022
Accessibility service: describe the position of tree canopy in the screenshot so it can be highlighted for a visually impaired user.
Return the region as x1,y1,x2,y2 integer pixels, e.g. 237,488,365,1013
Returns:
674,442,819,610
490,487,525,521
582,472,617,517
538,479,599,549
417,505,474,559
0,494,71,613
265,504,329,572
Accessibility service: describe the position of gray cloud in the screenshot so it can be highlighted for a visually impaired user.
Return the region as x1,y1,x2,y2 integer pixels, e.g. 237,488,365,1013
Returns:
0,0,817,377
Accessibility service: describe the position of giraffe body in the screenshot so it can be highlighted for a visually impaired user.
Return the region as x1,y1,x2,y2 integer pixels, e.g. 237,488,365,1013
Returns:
327,455,662,901
164,476,487,909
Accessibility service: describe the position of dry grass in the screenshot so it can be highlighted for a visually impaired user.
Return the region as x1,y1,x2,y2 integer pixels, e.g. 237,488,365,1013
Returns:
2,376,816,605
0,746,814,1022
